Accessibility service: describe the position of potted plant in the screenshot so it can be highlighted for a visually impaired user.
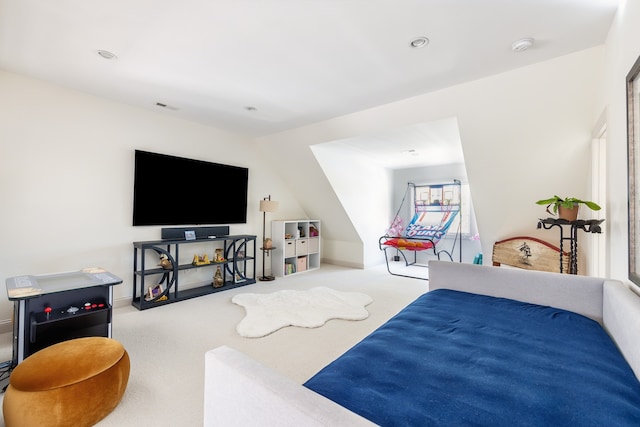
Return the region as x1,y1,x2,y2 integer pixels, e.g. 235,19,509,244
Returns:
536,196,601,221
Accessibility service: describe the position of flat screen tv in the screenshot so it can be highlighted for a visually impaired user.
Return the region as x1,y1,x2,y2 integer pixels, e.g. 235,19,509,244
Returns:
133,150,248,226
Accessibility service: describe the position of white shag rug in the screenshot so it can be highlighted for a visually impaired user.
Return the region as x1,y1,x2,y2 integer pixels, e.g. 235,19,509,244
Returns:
232,286,373,338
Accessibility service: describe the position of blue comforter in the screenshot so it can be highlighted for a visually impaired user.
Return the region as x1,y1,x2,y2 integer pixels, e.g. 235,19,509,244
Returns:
304,289,640,426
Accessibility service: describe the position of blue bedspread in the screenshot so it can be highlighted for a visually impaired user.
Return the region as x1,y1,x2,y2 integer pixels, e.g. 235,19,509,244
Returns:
304,289,640,426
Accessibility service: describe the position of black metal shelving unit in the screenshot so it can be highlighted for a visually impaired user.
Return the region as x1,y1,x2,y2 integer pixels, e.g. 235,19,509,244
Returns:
132,234,256,310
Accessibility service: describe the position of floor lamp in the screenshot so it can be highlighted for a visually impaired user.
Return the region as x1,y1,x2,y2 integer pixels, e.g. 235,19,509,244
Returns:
259,195,278,281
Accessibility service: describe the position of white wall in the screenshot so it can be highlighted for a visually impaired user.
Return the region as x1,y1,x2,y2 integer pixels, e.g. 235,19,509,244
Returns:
257,47,604,271
252,132,364,267
600,0,640,283
0,71,306,330
311,142,392,267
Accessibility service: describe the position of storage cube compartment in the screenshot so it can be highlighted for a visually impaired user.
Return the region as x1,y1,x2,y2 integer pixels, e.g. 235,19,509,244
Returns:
309,222,320,237
296,239,308,255
308,253,320,270
284,222,299,239
284,240,295,258
284,260,296,275
296,256,307,272
308,237,319,254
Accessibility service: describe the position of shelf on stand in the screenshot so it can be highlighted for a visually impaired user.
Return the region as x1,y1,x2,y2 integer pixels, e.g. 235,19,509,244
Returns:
132,234,257,310
536,218,604,274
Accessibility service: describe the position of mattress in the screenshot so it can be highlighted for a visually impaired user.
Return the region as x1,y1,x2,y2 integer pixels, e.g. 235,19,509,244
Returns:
304,289,640,426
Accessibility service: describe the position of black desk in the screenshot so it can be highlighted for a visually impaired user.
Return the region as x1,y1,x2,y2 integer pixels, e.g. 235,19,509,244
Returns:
5,268,122,366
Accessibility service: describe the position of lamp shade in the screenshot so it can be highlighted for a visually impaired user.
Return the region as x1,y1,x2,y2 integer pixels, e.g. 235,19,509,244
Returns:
259,199,279,213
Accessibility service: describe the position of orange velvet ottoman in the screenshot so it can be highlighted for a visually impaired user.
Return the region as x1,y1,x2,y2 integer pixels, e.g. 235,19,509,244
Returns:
2,337,130,427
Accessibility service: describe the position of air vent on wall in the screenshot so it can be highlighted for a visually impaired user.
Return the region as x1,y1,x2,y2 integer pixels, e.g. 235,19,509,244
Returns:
155,102,179,111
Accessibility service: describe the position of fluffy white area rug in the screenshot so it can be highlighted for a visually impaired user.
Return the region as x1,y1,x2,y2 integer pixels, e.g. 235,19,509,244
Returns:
232,286,373,338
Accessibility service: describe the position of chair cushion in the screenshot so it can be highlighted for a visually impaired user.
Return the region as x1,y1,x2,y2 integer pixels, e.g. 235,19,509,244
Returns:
10,336,126,391
3,337,130,427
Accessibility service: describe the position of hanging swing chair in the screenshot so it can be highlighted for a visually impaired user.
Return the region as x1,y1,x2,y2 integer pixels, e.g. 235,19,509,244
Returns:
379,181,462,279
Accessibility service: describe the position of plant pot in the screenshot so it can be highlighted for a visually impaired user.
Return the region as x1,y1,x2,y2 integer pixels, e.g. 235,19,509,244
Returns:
558,204,579,221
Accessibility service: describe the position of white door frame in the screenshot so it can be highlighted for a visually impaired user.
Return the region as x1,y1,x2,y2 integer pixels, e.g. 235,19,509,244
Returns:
590,110,607,277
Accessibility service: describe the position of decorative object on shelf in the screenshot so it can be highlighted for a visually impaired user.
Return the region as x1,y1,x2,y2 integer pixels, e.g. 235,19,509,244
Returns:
158,254,172,270
236,251,245,259
192,254,211,266
259,195,279,281
213,266,224,288
235,271,246,284
309,225,319,237
535,196,601,222
185,230,196,240
285,263,296,275
263,238,273,249
145,285,167,302
214,248,225,262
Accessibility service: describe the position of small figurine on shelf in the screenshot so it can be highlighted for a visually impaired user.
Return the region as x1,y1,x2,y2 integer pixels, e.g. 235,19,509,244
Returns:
309,225,319,237
235,270,246,283
192,254,211,266
214,248,225,262
158,254,173,270
213,266,224,288
145,285,168,302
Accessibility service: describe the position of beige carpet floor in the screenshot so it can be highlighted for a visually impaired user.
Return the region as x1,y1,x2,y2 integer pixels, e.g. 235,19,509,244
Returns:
0,263,429,426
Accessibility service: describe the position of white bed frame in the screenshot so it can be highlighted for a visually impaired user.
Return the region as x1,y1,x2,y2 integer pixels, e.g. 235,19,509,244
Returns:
204,261,640,426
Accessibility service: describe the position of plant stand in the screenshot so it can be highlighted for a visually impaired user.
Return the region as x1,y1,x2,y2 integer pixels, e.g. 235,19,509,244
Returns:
536,218,604,274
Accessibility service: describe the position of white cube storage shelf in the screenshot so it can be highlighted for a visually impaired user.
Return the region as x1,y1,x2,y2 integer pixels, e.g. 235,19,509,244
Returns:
272,220,321,277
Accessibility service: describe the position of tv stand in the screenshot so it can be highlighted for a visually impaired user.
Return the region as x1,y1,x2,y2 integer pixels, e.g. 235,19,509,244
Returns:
132,235,256,310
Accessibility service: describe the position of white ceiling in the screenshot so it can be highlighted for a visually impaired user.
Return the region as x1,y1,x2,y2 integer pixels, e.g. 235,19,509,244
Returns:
0,0,619,167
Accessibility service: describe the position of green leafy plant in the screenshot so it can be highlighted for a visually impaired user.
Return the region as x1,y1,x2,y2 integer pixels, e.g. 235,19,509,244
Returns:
536,195,601,216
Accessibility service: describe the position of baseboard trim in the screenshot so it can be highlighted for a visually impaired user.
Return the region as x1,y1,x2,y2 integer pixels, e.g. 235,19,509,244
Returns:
113,296,133,309
322,258,364,269
0,319,12,335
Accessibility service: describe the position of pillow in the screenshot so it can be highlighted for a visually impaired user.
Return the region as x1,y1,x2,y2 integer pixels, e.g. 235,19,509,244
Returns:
382,238,434,251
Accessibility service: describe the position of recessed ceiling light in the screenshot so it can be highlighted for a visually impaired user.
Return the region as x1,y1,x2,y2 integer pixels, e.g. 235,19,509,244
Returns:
245,106,257,111
409,37,429,49
511,38,534,52
97,50,117,60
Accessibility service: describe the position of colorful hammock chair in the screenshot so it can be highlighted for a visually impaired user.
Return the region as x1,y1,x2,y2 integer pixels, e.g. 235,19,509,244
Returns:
379,181,462,279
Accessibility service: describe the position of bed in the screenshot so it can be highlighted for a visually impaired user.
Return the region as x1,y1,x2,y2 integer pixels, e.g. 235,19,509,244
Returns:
304,289,640,426
204,262,640,426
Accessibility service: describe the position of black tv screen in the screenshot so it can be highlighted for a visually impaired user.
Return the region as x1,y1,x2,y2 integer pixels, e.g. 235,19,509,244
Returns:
133,150,248,226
